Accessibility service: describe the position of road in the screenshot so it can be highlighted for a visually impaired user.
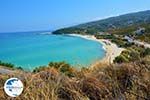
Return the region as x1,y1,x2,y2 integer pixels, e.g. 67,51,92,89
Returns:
133,40,150,48
125,36,150,48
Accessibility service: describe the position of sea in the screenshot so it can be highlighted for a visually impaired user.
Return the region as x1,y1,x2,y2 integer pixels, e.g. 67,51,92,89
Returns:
0,31,105,71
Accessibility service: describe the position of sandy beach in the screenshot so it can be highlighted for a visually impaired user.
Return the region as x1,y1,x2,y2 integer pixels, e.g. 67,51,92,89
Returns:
68,34,125,66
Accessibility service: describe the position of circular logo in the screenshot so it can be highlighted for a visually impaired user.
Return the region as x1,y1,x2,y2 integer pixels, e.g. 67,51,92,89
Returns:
4,78,23,97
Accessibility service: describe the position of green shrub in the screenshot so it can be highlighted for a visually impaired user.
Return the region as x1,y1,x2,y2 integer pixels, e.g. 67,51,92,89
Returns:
48,61,71,72
114,55,129,63
0,60,14,68
140,48,150,57
33,62,76,77
33,66,47,73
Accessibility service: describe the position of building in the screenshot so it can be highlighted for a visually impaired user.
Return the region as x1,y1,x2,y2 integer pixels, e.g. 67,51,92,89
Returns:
134,27,145,35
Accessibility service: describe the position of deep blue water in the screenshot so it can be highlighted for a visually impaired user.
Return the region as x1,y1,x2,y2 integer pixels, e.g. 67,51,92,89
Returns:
0,31,105,71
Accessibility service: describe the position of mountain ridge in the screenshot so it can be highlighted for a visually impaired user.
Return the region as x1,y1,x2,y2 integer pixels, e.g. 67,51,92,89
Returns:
53,10,150,34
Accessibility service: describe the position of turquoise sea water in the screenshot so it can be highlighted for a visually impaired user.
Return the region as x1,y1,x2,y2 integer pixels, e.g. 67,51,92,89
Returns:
0,31,105,71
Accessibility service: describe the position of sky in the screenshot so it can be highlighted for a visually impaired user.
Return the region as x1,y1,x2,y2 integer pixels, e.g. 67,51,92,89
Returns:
0,0,150,32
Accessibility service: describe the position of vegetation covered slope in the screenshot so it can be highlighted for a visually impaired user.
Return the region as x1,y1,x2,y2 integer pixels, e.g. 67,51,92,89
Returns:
108,23,150,43
53,10,150,34
0,56,150,100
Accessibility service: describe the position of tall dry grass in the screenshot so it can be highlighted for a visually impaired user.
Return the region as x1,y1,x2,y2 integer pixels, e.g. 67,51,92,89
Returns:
0,56,149,100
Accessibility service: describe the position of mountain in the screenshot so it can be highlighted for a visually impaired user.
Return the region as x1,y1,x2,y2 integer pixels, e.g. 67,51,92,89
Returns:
53,10,150,34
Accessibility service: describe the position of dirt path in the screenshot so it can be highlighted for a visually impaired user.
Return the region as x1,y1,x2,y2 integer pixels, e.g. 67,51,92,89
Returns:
0,66,14,74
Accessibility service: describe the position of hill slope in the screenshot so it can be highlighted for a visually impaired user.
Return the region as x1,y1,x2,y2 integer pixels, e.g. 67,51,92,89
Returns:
53,10,150,34
0,56,150,100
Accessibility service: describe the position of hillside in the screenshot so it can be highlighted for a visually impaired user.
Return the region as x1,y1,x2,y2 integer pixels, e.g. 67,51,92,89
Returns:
0,56,150,100
108,23,150,43
53,10,150,34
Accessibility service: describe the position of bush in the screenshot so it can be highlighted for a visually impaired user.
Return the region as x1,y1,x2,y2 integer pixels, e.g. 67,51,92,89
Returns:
0,60,14,68
33,62,76,77
114,55,129,63
140,48,150,57
33,66,47,73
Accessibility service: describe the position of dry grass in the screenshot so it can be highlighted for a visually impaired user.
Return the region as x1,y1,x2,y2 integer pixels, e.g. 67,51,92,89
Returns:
0,56,149,100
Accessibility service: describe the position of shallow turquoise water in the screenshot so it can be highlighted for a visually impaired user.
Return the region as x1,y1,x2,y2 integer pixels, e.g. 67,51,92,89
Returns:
0,31,105,71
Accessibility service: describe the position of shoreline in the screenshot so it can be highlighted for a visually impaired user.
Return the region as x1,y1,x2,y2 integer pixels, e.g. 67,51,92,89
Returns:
68,34,125,67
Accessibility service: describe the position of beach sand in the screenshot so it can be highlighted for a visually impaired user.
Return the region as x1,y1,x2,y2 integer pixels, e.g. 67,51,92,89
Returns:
68,34,125,67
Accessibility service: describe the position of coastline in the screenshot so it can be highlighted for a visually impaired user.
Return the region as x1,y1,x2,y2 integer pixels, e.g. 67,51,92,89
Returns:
68,34,125,67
